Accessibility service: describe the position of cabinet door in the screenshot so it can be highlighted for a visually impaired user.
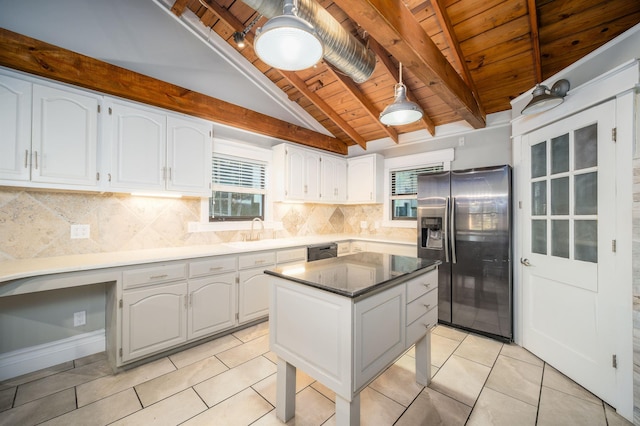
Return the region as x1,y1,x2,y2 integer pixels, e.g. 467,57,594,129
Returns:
122,282,187,362
354,284,406,391
286,146,306,200
238,268,271,323
167,115,212,196
31,84,99,186
347,156,374,203
304,150,321,200
0,73,31,182
188,273,237,340
108,100,166,191
335,157,348,202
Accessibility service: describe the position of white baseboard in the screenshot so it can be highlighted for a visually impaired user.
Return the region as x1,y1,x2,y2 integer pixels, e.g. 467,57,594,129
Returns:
0,329,106,381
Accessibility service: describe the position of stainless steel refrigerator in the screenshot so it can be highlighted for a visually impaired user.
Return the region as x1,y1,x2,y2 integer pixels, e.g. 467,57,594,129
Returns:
417,165,512,341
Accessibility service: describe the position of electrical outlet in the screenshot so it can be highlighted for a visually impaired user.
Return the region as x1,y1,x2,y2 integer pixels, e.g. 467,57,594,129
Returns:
458,137,465,146
73,310,86,327
70,224,90,239
360,221,367,229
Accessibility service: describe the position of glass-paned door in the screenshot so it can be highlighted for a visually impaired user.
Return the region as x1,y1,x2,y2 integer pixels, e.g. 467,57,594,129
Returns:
521,100,616,406
530,123,598,263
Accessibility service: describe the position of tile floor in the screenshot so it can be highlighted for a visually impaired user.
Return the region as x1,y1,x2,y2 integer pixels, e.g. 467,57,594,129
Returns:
0,322,632,425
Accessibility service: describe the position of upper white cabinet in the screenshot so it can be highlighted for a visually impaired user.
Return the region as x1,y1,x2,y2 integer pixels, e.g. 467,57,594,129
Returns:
0,71,101,189
320,155,347,203
166,115,212,195
273,143,347,203
0,72,32,182
347,153,384,203
105,98,212,196
106,99,166,192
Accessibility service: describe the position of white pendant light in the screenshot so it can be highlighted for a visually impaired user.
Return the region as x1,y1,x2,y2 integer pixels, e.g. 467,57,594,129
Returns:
380,63,424,126
521,79,570,115
254,0,323,71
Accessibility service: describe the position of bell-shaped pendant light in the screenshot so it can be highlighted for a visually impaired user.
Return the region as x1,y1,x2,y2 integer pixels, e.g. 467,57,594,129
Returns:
521,79,570,115
254,0,323,71
380,63,424,126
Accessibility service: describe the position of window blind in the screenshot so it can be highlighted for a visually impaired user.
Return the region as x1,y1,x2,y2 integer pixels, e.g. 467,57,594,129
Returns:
212,156,266,194
391,165,443,197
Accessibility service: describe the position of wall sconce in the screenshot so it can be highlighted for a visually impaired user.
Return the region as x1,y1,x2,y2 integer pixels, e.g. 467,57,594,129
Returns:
254,0,323,71
232,14,262,49
380,63,424,126
521,79,570,115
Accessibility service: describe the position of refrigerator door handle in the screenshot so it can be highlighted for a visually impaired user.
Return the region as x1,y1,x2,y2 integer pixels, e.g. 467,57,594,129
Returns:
444,197,450,263
450,197,457,264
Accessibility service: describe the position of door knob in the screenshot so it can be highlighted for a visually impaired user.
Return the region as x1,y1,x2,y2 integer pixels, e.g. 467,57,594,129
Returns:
520,258,531,266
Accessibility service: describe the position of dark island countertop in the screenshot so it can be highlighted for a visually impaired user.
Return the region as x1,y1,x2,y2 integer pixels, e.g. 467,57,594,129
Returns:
265,252,440,299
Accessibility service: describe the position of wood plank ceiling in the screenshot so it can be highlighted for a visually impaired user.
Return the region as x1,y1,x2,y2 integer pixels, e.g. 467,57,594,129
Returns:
167,0,639,153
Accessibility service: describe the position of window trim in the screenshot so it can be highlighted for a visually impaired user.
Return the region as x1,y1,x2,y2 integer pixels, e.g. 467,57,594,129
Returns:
382,149,454,228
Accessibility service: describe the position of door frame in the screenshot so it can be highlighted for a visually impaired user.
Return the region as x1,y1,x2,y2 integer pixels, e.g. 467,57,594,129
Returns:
511,61,636,420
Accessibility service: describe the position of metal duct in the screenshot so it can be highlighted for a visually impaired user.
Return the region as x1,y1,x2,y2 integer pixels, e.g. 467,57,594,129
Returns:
241,0,376,83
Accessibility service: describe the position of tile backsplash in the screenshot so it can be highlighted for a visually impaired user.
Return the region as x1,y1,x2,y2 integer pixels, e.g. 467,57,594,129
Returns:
0,188,416,260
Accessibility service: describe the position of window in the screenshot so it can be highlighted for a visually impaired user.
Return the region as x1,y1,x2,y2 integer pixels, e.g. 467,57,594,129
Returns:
391,165,443,220
210,156,266,221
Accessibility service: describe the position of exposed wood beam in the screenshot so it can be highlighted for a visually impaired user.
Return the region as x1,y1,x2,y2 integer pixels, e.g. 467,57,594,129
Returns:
171,0,190,17
527,0,543,83
333,0,485,129
197,0,366,149
332,70,399,144
0,28,347,155
368,38,436,135
431,0,484,116
281,71,367,149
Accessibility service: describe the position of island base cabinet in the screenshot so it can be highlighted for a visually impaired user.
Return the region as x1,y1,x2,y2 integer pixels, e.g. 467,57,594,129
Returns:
121,282,187,363
188,273,237,340
353,285,405,391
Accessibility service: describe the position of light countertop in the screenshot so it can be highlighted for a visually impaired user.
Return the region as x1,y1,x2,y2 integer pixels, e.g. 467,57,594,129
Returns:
0,234,416,284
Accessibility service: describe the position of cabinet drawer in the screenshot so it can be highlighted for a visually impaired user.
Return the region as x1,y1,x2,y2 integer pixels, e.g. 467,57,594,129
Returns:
238,251,276,269
189,256,237,278
406,289,438,325
337,242,350,256
406,308,438,345
123,263,186,289
276,248,306,264
406,270,438,302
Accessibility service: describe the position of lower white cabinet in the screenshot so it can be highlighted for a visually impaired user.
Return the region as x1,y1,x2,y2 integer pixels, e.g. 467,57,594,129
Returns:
188,272,236,340
122,281,188,363
238,251,276,323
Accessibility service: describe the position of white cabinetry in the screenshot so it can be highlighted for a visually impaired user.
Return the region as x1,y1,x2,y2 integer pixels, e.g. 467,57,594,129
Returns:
347,153,384,203
121,263,188,363
273,143,346,203
0,71,100,189
166,115,212,195
320,155,347,202
238,251,276,323
0,72,31,182
105,98,211,196
188,256,238,340
354,284,405,390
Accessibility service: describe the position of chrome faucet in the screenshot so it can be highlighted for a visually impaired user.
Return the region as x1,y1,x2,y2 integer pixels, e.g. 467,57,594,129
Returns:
249,217,264,241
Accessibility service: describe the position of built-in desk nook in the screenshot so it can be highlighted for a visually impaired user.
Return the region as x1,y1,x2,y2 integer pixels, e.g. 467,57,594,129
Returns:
265,252,440,425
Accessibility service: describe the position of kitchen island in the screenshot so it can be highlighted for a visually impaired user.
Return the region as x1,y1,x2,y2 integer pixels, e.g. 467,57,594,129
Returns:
265,252,440,425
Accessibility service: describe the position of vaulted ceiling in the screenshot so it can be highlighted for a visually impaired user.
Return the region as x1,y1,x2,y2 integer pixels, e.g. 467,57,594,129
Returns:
166,0,639,152
1,0,638,155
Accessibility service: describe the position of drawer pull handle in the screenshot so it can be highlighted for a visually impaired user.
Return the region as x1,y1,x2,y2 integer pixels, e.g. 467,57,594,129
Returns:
422,283,431,288
255,260,266,264
423,304,431,310
209,266,223,271
149,274,168,280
